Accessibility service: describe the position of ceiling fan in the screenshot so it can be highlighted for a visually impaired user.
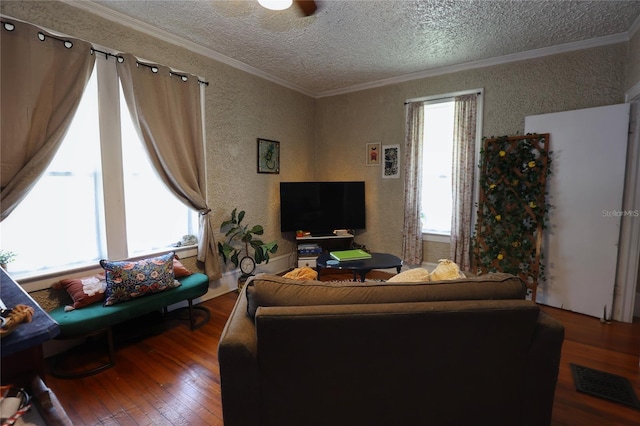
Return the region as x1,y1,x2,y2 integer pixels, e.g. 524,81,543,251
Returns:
258,0,318,16
294,0,318,16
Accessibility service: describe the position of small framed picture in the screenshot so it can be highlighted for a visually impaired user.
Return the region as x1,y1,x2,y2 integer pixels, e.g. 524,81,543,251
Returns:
382,144,400,178
257,138,280,174
366,143,381,166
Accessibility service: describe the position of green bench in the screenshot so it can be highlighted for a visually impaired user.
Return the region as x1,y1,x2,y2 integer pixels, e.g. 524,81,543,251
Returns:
48,272,210,378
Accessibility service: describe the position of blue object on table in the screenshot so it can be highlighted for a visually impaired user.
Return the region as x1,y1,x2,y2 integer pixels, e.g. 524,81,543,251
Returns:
1,268,60,356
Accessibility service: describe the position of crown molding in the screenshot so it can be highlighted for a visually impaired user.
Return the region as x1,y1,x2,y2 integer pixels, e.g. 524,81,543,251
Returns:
316,32,629,98
61,1,632,99
61,0,314,97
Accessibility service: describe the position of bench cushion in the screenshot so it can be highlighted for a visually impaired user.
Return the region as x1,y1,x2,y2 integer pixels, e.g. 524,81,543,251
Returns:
50,273,209,337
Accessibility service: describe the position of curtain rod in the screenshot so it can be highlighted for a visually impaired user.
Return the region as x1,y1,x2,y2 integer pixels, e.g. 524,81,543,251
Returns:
91,48,124,63
404,91,481,105
136,61,209,86
38,32,73,49
2,18,210,87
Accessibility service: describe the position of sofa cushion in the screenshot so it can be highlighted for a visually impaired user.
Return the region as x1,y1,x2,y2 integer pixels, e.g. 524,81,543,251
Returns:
253,299,541,426
387,267,431,282
282,266,318,281
429,259,466,281
101,252,180,306
173,257,192,278
52,273,107,310
245,272,526,319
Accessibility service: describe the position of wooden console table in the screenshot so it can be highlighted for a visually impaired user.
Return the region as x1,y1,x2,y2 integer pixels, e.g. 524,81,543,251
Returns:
1,268,72,425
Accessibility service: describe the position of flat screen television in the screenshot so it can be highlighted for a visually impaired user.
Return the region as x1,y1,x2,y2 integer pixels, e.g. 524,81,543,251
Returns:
280,181,365,235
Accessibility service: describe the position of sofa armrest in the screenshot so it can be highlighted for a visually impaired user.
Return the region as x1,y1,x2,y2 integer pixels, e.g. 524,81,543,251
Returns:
218,286,260,426
522,310,565,426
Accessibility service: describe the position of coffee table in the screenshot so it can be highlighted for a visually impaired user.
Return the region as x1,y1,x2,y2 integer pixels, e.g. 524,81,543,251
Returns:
316,252,403,282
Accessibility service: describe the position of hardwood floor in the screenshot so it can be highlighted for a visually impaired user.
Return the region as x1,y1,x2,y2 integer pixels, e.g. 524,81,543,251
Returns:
539,305,640,426
43,271,640,425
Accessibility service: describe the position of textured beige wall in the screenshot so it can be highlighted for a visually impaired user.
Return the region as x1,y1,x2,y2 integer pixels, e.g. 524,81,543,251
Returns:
316,44,627,259
2,1,631,266
1,1,316,271
627,29,640,93
423,241,450,265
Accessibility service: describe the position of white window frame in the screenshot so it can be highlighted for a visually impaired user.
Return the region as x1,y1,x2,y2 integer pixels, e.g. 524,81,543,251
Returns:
406,88,484,243
98,56,129,259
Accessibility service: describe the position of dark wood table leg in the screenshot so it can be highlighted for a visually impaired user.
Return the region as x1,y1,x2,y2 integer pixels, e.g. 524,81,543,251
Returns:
358,269,372,282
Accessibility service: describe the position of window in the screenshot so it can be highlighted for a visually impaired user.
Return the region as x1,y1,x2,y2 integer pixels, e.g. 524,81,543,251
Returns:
1,68,104,273
119,83,198,255
421,100,455,235
417,90,482,239
1,58,198,276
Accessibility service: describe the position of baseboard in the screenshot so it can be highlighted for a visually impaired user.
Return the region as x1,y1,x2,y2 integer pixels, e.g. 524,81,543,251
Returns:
197,252,292,300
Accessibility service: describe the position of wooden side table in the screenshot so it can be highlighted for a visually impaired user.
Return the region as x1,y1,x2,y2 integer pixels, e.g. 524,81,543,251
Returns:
1,268,72,425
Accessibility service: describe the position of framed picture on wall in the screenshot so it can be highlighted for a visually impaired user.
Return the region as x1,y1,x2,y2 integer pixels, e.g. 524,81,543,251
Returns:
382,144,400,178
366,143,381,166
257,138,280,174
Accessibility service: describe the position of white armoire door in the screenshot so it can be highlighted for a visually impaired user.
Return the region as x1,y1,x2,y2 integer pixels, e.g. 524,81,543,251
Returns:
525,104,630,319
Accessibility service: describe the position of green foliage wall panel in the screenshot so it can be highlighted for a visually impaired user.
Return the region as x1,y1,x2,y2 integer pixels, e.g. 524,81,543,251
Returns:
474,134,551,300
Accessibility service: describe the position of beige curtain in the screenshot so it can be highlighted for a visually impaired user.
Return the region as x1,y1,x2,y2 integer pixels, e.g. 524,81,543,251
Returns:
1,20,95,221
117,54,221,280
401,102,425,265
450,94,478,271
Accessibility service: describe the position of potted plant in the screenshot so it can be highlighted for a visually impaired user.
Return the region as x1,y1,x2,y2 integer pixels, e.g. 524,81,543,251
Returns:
0,250,17,270
217,208,278,288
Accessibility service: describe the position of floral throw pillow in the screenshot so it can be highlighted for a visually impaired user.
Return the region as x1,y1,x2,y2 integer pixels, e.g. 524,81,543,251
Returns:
100,252,180,306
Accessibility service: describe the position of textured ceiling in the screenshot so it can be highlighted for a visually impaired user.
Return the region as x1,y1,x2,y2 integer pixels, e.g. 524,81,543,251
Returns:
84,0,640,97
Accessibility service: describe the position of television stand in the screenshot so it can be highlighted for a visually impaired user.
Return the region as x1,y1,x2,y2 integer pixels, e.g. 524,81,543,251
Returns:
311,231,338,237
296,233,354,268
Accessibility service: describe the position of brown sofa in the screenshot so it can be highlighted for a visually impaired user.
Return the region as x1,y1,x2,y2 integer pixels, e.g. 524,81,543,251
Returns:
218,272,564,426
